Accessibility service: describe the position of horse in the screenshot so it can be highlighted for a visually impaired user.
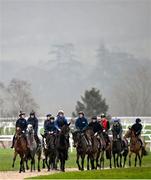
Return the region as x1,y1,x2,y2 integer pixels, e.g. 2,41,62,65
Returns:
12,127,29,173
84,128,100,170
41,132,57,171
26,124,41,172
72,128,97,171
55,124,70,171
95,131,112,169
124,128,143,167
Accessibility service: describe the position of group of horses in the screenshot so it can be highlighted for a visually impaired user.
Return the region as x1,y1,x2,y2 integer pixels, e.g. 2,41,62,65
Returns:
12,123,70,173
12,123,145,173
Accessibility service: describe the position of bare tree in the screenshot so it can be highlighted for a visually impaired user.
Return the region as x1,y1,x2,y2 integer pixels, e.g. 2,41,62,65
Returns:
7,79,39,116
113,64,151,116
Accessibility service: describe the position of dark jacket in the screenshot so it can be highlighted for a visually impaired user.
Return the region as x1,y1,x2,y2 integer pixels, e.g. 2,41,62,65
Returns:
16,118,27,132
44,120,57,133
55,116,68,130
88,121,103,133
75,117,88,131
131,123,142,136
27,116,38,134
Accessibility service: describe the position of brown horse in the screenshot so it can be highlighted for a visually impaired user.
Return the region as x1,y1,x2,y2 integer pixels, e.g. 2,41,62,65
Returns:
124,128,143,167
12,127,30,173
85,128,101,170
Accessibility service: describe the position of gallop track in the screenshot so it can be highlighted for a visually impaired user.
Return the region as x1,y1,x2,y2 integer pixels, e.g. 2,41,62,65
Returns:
0,168,78,180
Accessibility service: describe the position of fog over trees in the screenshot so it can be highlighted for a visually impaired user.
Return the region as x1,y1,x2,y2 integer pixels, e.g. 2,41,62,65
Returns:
0,43,151,116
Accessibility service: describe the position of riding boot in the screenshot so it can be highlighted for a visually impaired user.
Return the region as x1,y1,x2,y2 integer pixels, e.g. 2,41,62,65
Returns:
11,135,15,148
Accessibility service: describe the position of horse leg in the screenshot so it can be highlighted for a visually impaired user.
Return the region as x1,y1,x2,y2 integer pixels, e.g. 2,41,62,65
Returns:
81,154,85,171
138,153,142,167
45,155,50,171
25,159,29,170
135,154,137,167
87,155,90,170
42,159,45,169
113,153,116,168
12,151,17,168
129,152,132,167
123,155,126,168
120,154,122,167
33,158,36,171
76,153,81,170
37,154,41,172
90,157,95,170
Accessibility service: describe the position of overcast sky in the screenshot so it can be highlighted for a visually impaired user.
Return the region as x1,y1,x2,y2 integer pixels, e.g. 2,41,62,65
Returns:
0,0,151,65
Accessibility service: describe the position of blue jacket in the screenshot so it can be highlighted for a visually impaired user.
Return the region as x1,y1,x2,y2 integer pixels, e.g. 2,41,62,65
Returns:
75,117,88,131
44,120,57,133
16,118,27,132
55,116,68,130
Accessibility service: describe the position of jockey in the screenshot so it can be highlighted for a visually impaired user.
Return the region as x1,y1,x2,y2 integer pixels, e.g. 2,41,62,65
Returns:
44,114,57,135
100,113,110,132
88,116,103,134
27,111,41,147
111,117,123,140
55,110,68,132
75,111,88,131
131,118,142,137
131,118,147,155
99,113,110,145
11,111,27,148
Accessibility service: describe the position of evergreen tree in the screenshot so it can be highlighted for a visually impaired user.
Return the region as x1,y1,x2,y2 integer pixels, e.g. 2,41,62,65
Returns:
73,87,109,118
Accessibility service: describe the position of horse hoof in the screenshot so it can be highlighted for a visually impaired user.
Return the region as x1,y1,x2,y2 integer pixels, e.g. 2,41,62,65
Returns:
38,169,41,172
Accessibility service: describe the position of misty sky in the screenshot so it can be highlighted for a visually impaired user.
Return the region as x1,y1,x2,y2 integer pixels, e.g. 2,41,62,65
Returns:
0,0,151,65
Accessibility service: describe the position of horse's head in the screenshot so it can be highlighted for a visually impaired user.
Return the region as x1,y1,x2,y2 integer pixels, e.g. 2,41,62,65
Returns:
112,123,121,140
84,127,94,138
16,127,22,135
72,131,81,147
61,124,70,137
27,124,34,134
124,128,132,139
45,133,56,150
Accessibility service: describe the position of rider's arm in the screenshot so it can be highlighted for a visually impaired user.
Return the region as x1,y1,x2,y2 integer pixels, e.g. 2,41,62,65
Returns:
54,119,60,131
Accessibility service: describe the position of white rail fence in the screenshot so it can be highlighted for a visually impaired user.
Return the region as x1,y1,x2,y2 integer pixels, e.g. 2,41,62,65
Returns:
0,117,151,151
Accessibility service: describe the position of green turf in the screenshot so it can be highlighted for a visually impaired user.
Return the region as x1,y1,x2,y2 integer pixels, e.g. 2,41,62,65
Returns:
27,167,151,179
0,148,151,171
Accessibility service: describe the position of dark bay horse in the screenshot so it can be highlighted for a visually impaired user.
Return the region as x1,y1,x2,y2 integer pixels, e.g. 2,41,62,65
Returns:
97,132,112,169
41,132,57,171
12,127,29,173
124,128,143,167
85,128,100,170
55,124,70,171
72,128,98,170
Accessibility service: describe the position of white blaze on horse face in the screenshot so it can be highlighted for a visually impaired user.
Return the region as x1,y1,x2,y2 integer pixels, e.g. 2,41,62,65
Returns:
27,124,33,132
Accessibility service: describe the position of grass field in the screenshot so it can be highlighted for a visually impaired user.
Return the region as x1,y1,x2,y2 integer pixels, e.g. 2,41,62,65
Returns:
0,148,151,179
28,167,151,179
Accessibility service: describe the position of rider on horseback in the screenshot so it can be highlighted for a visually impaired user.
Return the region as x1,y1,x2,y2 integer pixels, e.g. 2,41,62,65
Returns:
75,111,92,146
75,111,88,131
131,118,144,148
112,118,123,140
44,114,57,135
27,111,41,147
88,116,103,134
55,110,68,132
99,113,110,146
11,111,27,148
